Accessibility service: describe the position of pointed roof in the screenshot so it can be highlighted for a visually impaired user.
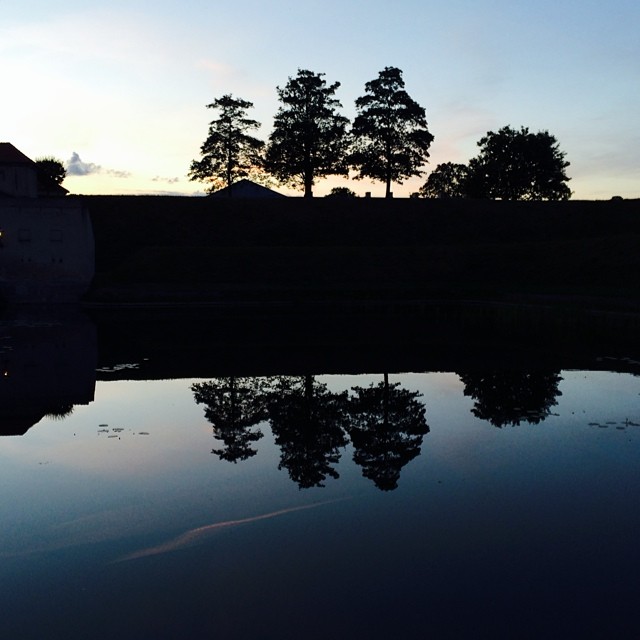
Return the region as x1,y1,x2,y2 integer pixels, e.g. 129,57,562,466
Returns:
0,142,36,166
209,179,286,199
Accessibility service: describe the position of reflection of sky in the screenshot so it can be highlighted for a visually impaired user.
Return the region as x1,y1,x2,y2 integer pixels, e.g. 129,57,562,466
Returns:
0,379,283,558
1,373,639,537
1,371,637,559
0,371,639,636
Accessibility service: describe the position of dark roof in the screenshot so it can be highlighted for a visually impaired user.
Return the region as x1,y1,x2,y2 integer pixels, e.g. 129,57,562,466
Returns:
0,142,36,166
37,181,69,197
209,179,286,199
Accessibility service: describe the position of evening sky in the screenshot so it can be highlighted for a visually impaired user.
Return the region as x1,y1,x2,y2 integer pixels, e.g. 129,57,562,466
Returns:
1,0,638,198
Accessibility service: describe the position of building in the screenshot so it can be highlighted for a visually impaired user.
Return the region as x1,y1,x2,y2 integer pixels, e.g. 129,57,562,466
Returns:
0,143,94,303
209,179,286,199
0,142,38,198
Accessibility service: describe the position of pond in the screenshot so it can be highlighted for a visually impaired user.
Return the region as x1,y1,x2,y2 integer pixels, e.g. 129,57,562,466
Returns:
0,306,639,638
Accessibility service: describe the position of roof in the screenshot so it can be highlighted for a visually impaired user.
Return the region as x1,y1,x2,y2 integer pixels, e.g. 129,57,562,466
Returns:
209,179,286,199
0,142,36,166
38,181,69,197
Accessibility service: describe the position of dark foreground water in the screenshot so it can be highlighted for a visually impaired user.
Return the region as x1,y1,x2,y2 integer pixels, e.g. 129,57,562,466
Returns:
1,307,639,638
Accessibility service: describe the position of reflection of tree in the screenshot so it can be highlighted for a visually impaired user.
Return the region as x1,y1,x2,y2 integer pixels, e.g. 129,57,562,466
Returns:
457,370,563,427
192,377,267,462
348,374,429,491
44,404,75,420
265,376,348,488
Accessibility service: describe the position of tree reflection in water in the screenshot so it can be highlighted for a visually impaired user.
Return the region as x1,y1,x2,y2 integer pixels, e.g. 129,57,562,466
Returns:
348,374,430,491
457,370,563,427
192,377,268,462
192,374,431,491
264,375,349,488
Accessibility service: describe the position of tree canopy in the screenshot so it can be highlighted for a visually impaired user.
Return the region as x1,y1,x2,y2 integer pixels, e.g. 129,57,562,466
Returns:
325,186,358,198
35,157,66,187
349,67,434,198
188,94,265,194
419,162,469,198
457,371,563,428
348,375,429,491
466,125,571,200
265,69,349,198
192,377,267,463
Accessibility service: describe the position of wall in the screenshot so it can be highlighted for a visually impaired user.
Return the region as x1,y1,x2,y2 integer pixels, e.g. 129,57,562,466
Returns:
0,164,38,198
0,197,95,303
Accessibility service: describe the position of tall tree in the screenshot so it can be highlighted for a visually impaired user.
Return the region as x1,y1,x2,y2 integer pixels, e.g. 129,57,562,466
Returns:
264,375,349,488
419,162,469,198
265,69,349,198
192,377,268,463
349,67,434,198
466,125,571,200
188,94,265,194
348,374,429,491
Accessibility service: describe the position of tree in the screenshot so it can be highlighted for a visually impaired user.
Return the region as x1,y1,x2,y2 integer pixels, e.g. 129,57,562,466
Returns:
265,69,349,198
457,370,563,428
325,186,358,198
188,94,265,194
348,374,429,491
419,162,469,198
192,377,268,463
35,157,66,187
349,67,434,198
466,125,571,200
264,375,349,488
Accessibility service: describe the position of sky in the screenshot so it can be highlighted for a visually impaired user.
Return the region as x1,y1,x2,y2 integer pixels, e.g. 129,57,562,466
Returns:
1,0,638,199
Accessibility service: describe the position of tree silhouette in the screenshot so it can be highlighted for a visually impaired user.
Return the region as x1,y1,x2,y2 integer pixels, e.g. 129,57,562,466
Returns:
44,404,75,420
264,375,349,488
325,186,358,198
419,162,469,199
265,69,349,198
188,94,265,193
35,157,66,188
349,67,434,198
192,377,268,462
348,374,429,491
457,370,563,427
466,125,571,200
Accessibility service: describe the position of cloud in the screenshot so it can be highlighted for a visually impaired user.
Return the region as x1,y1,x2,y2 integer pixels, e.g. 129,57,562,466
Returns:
66,152,131,178
152,176,180,184
66,152,99,176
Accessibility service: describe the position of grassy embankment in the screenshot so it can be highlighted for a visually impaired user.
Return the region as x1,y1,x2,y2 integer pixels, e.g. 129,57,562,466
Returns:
83,196,640,309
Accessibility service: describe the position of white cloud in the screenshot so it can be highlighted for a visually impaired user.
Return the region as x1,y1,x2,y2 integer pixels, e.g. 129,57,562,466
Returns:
66,152,131,178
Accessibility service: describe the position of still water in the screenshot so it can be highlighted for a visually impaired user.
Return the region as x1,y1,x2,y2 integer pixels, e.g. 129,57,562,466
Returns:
1,308,639,638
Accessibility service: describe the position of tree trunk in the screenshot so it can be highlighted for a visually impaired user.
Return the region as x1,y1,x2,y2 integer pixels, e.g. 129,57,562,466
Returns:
385,175,392,199
305,374,314,424
383,373,389,428
226,145,233,193
304,176,314,198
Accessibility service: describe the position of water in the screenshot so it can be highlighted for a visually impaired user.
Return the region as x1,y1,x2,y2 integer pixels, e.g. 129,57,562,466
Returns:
0,308,639,638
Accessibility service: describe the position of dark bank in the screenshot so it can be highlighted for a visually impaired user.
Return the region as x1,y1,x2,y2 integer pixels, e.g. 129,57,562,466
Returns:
84,196,640,309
